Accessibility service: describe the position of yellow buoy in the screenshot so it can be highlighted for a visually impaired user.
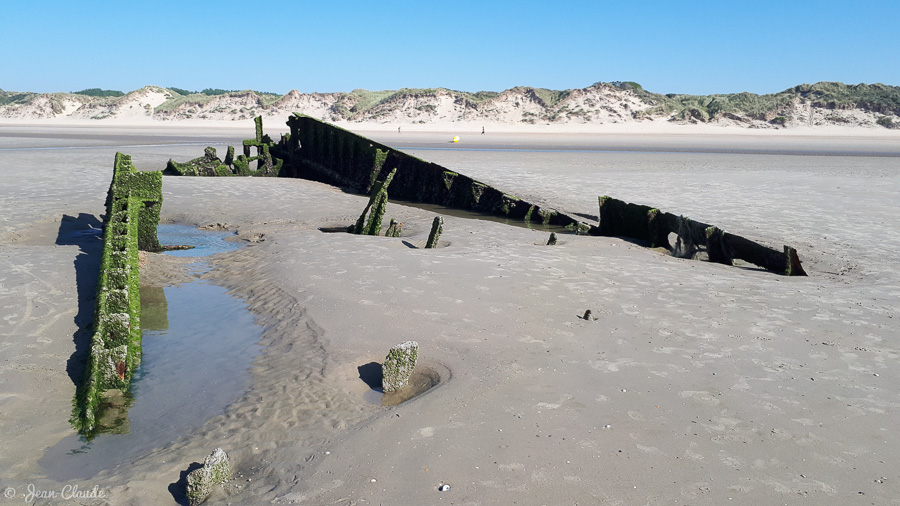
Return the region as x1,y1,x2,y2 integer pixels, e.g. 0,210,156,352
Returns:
451,136,460,143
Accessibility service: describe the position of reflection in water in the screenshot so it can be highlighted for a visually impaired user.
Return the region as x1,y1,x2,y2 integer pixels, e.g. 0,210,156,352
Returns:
42,282,262,480
94,389,132,435
381,367,442,406
43,225,258,480
361,366,442,407
141,286,168,331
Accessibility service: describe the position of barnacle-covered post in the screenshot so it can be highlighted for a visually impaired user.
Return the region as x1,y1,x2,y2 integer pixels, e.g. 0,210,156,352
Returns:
382,341,419,392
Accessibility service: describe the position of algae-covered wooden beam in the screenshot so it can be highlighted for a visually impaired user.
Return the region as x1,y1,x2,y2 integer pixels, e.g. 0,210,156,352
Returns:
164,147,226,177
354,168,397,235
73,152,164,438
283,115,805,276
705,226,733,266
363,191,388,236
284,114,578,226
167,116,283,177
596,195,806,275
108,152,163,251
785,246,807,276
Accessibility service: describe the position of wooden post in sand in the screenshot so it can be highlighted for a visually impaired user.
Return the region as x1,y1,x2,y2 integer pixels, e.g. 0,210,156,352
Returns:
383,341,419,392
425,216,443,248
354,168,397,235
186,448,233,506
705,226,733,265
385,219,402,237
785,246,807,276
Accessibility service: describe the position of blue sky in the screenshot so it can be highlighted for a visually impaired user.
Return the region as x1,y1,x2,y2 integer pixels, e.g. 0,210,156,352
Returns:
3,0,897,95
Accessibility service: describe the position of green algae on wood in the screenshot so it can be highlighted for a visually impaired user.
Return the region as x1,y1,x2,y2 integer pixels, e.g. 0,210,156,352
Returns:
72,152,163,438
705,226,733,266
164,116,283,177
354,168,397,235
382,341,419,392
167,115,808,277
385,219,403,237
186,448,234,506
425,216,443,249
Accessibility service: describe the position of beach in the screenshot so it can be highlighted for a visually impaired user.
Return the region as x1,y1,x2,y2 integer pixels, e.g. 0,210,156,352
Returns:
1,119,899,505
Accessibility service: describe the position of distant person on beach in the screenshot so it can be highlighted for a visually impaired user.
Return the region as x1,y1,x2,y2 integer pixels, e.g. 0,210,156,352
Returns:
481,126,485,135
398,126,401,134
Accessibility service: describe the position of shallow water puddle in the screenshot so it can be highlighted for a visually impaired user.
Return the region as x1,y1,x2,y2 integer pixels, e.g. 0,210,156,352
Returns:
157,223,240,257
41,225,260,480
380,368,442,406
359,362,443,406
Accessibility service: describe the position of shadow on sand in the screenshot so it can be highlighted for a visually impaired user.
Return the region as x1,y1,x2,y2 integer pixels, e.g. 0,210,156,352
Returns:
168,461,203,505
358,362,384,390
357,360,444,407
56,213,103,387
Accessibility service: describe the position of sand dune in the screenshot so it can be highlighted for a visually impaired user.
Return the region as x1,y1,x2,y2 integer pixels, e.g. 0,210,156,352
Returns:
3,81,899,131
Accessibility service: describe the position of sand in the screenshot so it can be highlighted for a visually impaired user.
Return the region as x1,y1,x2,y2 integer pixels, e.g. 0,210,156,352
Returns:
1,119,898,505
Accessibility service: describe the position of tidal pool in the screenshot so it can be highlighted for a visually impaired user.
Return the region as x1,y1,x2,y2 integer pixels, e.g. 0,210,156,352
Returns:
358,362,444,407
41,226,260,480
157,223,240,257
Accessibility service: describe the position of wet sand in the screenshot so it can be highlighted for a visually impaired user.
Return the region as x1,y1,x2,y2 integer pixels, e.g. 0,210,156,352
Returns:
1,122,899,505
366,130,900,157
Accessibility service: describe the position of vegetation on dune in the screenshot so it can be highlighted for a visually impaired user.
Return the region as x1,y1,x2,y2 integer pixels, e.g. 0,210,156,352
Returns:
154,92,216,113
460,90,501,102
609,81,643,90
327,88,503,120
200,88,234,96
154,88,283,114
340,89,404,117
168,87,194,96
3,81,898,126
71,88,125,97
626,81,900,122
530,88,571,107
788,82,900,114
47,93,90,114
330,88,431,119
258,93,282,106
876,116,895,128
0,90,99,114
0,91,39,106
636,91,797,121
167,87,282,97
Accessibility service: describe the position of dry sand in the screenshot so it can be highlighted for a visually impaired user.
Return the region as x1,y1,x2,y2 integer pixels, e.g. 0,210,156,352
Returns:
1,119,899,505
